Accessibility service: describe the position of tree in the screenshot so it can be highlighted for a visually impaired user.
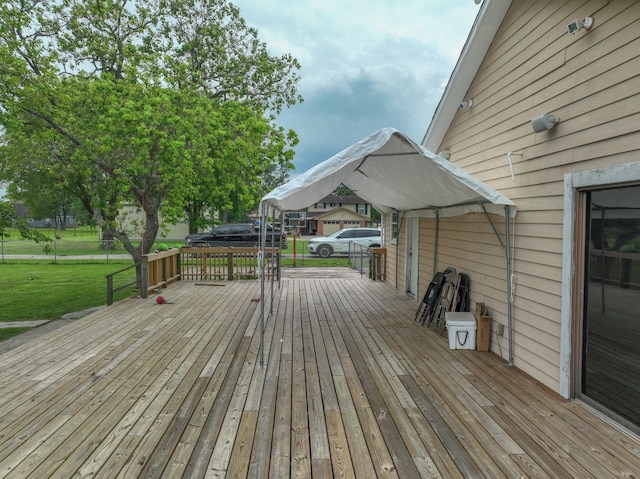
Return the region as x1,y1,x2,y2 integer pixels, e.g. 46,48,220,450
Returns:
0,0,301,283
332,184,380,226
180,102,297,233
0,200,52,251
1,141,80,230
334,184,355,196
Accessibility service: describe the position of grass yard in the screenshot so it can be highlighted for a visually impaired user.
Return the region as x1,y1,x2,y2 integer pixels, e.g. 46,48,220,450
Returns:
0,260,138,322
1,226,184,256
0,235,366,343
0,327,30,342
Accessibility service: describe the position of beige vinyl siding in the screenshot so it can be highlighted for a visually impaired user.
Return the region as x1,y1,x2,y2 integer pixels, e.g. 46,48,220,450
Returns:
384,214,406,293
412,0,640,391
417,217,436,280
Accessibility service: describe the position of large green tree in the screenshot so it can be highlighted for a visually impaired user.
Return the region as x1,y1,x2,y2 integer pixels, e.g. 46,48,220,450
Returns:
0,0,300,281
0,200,52,251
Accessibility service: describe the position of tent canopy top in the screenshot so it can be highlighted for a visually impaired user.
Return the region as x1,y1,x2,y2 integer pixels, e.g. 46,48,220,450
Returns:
261,128,515,218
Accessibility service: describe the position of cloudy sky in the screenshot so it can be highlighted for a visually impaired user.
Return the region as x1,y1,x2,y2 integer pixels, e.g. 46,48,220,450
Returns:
232,0,481,174
0,1,480,199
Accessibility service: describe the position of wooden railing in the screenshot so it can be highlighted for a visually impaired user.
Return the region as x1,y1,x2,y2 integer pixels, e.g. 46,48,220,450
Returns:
141,248,182,297
105,263,139,306
369,247,386,281
590,249,640,290
140,247,280,298
180,247,279,282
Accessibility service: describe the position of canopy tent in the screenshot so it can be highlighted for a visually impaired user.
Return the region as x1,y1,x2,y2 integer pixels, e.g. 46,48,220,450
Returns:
257,128,517,365
261,128,515,218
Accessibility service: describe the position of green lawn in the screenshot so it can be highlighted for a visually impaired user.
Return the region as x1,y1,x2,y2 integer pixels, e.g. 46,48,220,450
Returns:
0,234,357,343
1,225,185,255
0,260,138,322
0,327,30,342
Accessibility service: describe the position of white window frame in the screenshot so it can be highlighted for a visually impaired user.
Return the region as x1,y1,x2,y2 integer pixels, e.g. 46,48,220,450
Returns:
561,161,640,399
390,212,398,244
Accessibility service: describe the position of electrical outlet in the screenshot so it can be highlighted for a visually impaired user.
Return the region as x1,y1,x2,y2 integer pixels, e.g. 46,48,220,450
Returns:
496,323,504,337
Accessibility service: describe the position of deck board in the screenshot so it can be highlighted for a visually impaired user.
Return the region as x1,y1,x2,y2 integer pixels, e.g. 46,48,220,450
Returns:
1,268,639,478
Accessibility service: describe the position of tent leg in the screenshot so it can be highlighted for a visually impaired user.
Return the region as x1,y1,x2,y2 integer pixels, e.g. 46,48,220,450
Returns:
394,212,406,290
433,211,440,277
505,205,513,365
270,212,276,315
259,205,267,368
482,204,514,366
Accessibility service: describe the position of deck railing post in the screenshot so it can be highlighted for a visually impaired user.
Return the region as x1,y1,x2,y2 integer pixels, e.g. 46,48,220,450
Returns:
227,252,234,280
162,256,167,284
177,249,182,281
106,274,114,305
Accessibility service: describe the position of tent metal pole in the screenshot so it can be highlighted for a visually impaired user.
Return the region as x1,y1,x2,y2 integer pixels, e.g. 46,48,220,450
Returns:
482,204,514,366
259,204,267,367
395,212,406,290
269,210,276,315
433,210,440,276
482,205,507,252
505,205,514,365
394,212,399,289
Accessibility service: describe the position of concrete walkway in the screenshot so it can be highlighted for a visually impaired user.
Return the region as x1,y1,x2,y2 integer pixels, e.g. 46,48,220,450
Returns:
0,306,105,355
0,320,50,329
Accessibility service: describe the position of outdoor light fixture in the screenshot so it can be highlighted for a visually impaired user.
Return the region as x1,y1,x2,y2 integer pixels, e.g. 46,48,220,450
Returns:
567,17,593,35
531,113,559,132
458,99,473,111
437,149,451,160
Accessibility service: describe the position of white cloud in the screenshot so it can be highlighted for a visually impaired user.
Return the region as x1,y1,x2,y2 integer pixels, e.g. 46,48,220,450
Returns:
232,0,480,173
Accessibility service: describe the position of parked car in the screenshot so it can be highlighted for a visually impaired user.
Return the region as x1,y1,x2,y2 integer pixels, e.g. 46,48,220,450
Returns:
185,223,288,249
307,227,381,257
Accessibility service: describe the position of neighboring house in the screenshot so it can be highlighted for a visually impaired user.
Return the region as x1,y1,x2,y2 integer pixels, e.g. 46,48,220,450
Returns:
308,207,369,236
386,0,640,432
12,201,76,229
304,194,371,235
27,217,76,229
118,205,190,242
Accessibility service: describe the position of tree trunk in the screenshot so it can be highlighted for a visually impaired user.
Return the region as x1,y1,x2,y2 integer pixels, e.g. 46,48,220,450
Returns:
110,195,162,289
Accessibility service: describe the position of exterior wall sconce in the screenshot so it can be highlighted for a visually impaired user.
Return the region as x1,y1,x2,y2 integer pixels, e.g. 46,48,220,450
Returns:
531,113,559,132
437,149,451,160
458,99,473,111
567,17,593,35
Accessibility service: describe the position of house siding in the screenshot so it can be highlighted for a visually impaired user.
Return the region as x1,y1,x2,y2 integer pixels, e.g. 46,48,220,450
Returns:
402,0,640,393
384,214,405,293
314,208,367,236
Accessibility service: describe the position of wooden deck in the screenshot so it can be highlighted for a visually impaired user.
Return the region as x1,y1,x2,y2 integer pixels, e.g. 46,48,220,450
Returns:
1,268,639,478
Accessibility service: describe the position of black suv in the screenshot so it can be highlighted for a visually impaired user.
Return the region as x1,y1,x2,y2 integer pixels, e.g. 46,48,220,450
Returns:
185,223,288,249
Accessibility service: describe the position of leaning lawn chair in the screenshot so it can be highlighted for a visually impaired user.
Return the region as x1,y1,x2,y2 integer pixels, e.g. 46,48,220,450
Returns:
415,271,445,325
429,267,460,333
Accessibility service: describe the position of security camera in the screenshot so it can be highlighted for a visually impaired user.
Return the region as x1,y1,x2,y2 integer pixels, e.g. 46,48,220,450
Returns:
568,17,593,35
459,99,473,111
567,19,582,34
